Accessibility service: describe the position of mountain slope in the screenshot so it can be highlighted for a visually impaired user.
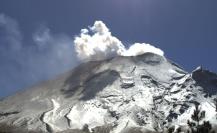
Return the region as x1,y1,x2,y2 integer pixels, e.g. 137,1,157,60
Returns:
0,53,217,133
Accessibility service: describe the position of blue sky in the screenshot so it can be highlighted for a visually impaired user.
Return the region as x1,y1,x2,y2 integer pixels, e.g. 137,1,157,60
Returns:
0,0,217,98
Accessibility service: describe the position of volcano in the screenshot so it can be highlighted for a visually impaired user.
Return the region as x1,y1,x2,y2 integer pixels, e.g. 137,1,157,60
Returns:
0,53,217,133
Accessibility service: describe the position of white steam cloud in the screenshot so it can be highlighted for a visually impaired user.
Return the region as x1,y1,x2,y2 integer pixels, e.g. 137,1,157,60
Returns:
123,43,164,56
74,21,164,61
74,21,125,61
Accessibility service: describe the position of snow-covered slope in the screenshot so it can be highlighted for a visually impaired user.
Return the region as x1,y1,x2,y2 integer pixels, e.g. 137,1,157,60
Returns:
0,53,217,133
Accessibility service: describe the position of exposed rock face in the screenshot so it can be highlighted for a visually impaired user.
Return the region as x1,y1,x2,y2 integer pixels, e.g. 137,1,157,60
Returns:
0,53,217,133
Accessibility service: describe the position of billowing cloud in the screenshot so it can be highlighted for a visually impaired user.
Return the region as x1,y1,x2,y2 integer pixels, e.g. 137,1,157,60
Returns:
123,43,164,56
74,21,125,61
74,21,164,61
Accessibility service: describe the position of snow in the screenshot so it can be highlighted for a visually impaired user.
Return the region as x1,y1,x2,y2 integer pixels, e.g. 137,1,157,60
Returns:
193,66,202,73
1,53,217,132
112,117,138,133
177,74,191,85
173,100,217,126
200,101,217,123
43,99,62,131
67,100,108,130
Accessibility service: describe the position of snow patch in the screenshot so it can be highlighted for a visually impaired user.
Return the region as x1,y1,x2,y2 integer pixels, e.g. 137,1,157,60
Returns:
43,99,61,131
67,100,108,130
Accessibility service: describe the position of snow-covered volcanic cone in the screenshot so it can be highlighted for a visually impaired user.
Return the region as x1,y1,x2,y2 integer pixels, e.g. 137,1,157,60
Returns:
0,53,217,133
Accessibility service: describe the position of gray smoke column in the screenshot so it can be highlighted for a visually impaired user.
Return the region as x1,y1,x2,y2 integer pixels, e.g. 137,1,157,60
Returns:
74,21,164,62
